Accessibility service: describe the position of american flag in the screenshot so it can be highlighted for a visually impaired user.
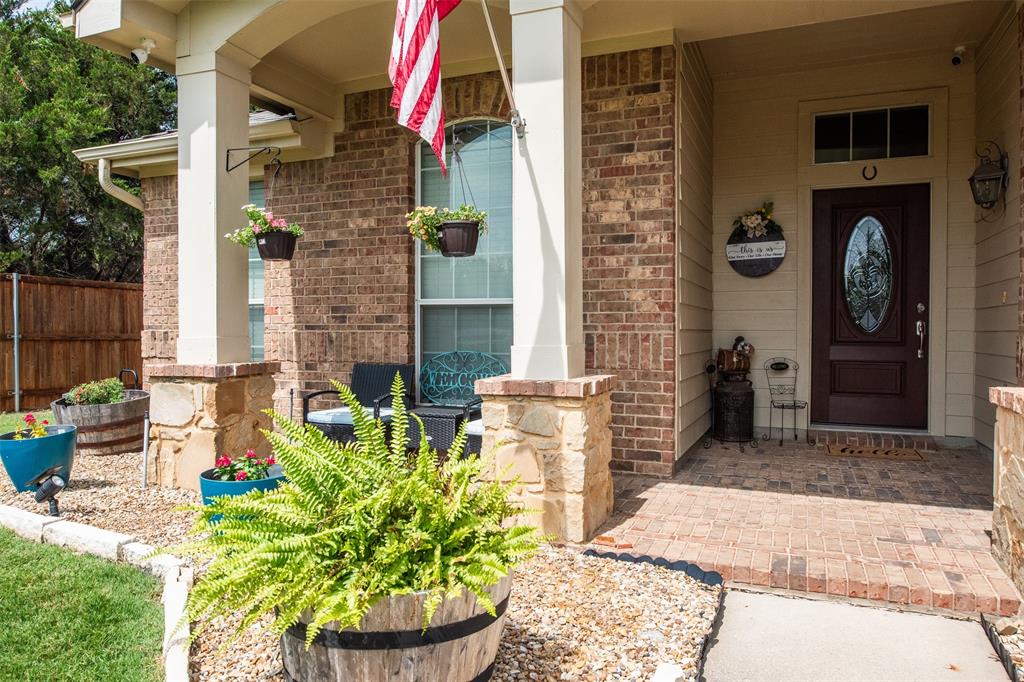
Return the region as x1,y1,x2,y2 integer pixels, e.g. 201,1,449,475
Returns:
388,0,461,174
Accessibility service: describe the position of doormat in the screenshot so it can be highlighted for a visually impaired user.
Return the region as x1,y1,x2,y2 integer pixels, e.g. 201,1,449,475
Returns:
823,444,925,461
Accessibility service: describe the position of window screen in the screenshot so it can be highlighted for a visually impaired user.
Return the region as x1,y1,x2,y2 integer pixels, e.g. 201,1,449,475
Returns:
418,121,513,369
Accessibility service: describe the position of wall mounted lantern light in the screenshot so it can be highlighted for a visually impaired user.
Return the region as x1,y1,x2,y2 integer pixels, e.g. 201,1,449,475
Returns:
969,141,1009,210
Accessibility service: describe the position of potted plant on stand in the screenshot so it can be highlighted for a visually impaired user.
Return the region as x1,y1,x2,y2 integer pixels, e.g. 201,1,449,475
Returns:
226,204,304,261
407,204,488,257
198,448,284,504
168,374,539,681
0,413,76,493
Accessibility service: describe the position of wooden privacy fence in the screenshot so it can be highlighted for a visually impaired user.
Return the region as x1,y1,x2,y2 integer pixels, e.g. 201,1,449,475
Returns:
0,274,142,412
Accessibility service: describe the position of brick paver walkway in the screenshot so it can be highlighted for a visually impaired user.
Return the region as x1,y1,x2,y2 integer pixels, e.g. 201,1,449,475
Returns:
594,441,1022,616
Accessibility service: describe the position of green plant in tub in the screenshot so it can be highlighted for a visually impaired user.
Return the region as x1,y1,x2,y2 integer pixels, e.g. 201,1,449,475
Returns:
63,377,125,406
168,373,540,645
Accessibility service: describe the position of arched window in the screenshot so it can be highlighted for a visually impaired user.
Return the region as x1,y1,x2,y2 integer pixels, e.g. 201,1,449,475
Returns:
417,119,513,370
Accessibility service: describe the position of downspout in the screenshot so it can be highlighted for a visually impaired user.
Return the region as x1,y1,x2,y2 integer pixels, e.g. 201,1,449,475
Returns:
98,158,143,211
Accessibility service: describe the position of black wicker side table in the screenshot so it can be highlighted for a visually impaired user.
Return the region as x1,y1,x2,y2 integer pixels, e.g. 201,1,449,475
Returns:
407,406,469,452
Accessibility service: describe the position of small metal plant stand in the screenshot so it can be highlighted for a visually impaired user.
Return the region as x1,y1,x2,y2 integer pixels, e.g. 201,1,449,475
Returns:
763,357,814,446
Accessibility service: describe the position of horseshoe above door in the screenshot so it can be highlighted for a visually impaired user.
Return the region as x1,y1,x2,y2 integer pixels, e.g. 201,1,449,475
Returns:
862,165,878,181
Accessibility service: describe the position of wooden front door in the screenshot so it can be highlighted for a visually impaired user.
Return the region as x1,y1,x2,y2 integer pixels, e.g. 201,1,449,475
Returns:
811,184,930,428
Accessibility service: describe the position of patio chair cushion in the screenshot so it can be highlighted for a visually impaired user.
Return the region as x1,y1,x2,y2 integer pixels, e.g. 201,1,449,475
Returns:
306,407,394,425
465,418,484,437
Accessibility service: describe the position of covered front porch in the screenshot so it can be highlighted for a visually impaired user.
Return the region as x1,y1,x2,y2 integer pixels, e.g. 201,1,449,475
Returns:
64,0,1024,585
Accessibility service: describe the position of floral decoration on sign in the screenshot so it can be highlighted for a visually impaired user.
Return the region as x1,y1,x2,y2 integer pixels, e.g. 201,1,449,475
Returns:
213,448,276,481
731,202,783,240
225,205,304,248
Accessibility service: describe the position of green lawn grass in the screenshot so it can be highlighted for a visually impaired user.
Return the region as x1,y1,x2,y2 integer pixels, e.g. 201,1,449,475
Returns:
0,528,164,682
0,410,54,435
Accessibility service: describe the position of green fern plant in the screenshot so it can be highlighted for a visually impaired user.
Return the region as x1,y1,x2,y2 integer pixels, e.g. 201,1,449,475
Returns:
169,373,540,646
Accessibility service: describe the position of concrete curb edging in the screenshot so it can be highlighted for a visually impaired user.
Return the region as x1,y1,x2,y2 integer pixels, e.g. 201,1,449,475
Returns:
0,504,190,682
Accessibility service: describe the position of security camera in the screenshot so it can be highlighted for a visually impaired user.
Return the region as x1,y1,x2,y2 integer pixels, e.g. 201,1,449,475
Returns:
130,38,156,65
951,45,966,67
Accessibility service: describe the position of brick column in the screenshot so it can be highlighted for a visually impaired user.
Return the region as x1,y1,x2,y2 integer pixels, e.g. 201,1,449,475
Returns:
475,374,615,543
146,362,278,491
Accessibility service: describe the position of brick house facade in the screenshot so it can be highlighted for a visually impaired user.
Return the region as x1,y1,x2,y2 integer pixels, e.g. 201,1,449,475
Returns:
139,46,679,476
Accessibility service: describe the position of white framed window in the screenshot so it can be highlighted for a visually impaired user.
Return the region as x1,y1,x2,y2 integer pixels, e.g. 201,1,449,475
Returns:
248,180,266,361
416,119,513,381
813,105,930,164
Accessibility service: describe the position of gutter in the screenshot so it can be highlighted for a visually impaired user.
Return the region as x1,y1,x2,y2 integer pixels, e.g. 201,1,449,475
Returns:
98,158,143,211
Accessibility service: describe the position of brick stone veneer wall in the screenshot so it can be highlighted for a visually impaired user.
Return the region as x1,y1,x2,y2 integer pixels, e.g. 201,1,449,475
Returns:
582,47,676,476
990,387,1024,594
137,47,678,473
140,175,179,377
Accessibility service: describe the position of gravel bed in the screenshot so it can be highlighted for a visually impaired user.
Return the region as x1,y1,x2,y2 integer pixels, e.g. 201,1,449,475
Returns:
2,460,722,681
191,546,721,682
0,452,198,547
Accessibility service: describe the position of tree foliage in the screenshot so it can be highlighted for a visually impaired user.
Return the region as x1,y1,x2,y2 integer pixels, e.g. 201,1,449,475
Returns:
0,0,176,281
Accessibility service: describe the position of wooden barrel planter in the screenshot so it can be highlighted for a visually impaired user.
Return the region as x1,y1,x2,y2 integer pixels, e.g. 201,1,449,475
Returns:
280,574,511,682
50,389,149,456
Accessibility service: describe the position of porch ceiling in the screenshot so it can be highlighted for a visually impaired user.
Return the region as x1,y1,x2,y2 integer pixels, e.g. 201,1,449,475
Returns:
698,0,1009,78
265,0,973,90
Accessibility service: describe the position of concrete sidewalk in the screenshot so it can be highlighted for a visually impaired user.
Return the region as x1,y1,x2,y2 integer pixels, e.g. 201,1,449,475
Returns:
701,590,1008,681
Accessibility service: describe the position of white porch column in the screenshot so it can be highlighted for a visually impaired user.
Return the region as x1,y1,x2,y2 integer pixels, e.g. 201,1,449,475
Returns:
509,0,584,380
175,52,251,364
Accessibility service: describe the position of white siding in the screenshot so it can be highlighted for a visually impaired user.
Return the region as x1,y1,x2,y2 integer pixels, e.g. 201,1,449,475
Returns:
974,5,1021,449
676,41,714,455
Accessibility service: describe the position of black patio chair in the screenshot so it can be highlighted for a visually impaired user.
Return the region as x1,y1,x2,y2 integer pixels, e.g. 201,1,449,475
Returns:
409,351,508,454
763,357,813,446
302,363,415,444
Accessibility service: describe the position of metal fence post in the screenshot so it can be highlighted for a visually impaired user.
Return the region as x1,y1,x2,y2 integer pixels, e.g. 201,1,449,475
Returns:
12,273,20,413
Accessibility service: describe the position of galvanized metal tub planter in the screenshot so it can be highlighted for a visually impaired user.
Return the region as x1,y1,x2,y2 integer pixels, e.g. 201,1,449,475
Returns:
198,466,285,505
438,220,480,258
0,425,76,492
280,574,512,682
51,389,149,456
256,231,297,261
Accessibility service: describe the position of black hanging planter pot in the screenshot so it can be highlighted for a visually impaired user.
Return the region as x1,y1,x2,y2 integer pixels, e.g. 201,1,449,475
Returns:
437,221,480,258
256,231,297,261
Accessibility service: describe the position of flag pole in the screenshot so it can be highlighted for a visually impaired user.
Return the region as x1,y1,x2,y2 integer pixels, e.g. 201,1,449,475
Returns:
478,0,525,138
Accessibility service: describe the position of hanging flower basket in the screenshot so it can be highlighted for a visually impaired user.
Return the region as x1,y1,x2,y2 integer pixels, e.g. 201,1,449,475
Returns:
437,220,481,257
407,205,488,258
226,204,303,262
255,231,297,261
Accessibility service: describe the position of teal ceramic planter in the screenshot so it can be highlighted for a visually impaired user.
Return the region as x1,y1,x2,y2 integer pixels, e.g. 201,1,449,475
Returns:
0,425,77,493
198,465,284,505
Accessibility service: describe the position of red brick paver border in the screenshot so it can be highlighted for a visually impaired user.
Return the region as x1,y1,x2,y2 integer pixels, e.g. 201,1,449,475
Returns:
594,441,1021,616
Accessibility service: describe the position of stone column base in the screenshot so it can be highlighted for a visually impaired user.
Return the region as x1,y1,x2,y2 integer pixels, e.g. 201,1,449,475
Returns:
146,362,279,491
475,374,616,543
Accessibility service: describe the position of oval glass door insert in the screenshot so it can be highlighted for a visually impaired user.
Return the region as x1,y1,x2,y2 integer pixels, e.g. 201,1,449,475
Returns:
843,216,892,333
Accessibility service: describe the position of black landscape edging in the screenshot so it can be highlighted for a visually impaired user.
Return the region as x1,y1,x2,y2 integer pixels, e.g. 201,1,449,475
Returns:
581,549,725,587
981,613,1022,682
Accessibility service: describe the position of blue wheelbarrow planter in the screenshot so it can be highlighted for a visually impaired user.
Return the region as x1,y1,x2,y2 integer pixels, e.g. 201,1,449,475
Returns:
0,425,77,493
198,465,285,506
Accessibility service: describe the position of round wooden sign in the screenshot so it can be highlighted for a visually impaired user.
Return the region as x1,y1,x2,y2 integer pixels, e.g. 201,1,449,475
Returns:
726,231,787,277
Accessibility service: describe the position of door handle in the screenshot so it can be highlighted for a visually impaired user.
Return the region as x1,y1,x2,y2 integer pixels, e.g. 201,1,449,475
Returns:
916,320,927,359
